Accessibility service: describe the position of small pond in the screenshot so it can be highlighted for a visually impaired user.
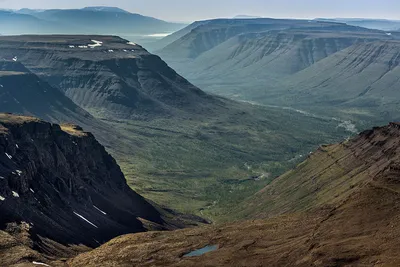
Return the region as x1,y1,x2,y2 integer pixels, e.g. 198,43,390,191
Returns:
183,245,219,257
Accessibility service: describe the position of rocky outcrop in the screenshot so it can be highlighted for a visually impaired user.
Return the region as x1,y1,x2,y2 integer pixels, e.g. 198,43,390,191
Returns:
0,114,167,252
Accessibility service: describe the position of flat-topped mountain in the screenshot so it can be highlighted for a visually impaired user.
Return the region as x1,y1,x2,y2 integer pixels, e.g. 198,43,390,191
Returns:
156,18,383,59
154,18,399,125
0,35,214,120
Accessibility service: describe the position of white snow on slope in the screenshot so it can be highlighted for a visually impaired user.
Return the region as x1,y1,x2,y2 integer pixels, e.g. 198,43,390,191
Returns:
93,205,107,215
12,191,19,198
32,262,51,266
0,196,5,201
73,211,98,228
5,153,12,159
127,41,136,46
88,40,103,48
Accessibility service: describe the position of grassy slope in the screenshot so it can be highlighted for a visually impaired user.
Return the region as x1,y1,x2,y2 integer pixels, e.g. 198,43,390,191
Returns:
98,99,349,221
231,122,400,221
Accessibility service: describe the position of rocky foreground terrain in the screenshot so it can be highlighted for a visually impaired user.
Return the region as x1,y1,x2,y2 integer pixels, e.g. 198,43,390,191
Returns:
65,122,400,266
2,115,400,266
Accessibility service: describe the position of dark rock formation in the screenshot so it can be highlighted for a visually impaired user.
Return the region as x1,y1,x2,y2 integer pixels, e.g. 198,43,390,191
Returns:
0,114,166,251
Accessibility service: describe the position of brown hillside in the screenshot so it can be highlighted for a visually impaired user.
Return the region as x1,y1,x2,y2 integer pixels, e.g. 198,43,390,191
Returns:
67,123,400,266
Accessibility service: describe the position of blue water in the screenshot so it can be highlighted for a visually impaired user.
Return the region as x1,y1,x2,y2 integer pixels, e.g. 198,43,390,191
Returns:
183,245,218,257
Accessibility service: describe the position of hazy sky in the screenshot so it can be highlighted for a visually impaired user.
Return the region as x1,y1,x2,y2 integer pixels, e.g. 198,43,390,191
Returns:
0,0,399,22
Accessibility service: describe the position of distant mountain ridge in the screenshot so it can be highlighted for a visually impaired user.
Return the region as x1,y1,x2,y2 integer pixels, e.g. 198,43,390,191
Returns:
154,17,400,125
82,6,130,13
315,18,400,31
234,15,262,19
0,7,186,35
155,18,378,58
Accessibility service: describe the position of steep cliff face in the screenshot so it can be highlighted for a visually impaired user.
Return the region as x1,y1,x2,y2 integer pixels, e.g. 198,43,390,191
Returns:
175,31,367,82
0,114,166,251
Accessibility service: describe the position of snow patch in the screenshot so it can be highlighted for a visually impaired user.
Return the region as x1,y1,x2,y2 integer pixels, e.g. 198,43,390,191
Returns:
73,211,98,228
12,191,19,198
5,153,12,159
69,45,75,48
32,262,51,267
12,56,17,62
386,32,392,36
127,41,136,46
88,40,103,48
30,188,35,193
93,205,107,215
78,45,88,49
108,49,114,52
0,84,3,88
0,196,5,201
16,170,23,176
15,144,19,148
